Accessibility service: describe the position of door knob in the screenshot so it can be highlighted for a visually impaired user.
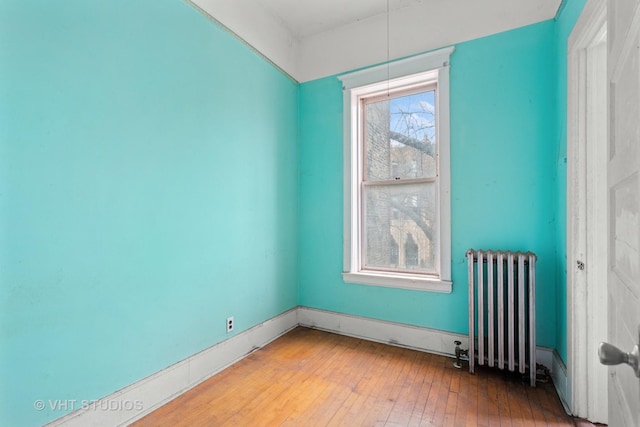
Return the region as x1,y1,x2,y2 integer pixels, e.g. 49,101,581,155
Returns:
598,341,640,378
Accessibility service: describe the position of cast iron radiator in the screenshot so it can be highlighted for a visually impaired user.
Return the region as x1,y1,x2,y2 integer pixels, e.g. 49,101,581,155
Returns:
466,249,537,387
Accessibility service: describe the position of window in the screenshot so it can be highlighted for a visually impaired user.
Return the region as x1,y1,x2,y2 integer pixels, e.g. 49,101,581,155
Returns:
339,48,453,292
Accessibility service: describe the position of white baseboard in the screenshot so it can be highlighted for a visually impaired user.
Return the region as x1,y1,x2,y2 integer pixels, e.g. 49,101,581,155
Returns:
297,306,468,357
45,308,298,427
551,350,570,413
298,307,556,374
536,346,553,370
46,306,563,426
531,346,569,414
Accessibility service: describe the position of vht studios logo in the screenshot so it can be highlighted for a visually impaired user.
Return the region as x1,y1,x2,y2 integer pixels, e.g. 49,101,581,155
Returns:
34,399,143,412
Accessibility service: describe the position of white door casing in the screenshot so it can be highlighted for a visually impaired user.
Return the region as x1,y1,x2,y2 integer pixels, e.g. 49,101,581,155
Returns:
605,0,640,425
567,0,608,422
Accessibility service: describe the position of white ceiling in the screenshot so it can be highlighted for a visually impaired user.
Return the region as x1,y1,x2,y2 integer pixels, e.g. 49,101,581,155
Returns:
253,0,425,39
191,0,563,82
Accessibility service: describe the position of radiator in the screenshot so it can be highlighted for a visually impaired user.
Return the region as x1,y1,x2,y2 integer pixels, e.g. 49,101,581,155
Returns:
466,249,537,387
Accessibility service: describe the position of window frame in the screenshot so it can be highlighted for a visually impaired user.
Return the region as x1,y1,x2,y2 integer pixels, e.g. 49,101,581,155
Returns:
338,47,454,293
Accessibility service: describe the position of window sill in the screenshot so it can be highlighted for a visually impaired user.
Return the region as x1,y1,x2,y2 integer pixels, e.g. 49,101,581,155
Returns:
342,271,452,293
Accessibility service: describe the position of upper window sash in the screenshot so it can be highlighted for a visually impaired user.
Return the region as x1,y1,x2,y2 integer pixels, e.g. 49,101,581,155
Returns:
360,84,437,184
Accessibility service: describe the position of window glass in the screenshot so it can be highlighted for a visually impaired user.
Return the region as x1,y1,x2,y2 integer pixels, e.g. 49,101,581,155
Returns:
364,90,436,182
363,182,436,272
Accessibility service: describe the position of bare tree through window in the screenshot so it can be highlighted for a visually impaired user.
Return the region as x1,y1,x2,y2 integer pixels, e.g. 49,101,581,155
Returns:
363,88,437,273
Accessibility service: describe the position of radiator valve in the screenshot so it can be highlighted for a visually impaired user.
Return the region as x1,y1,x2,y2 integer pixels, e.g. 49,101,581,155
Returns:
453,340,469,369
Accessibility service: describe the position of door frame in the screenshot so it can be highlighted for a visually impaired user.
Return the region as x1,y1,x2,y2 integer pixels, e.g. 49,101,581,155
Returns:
567,0,608,423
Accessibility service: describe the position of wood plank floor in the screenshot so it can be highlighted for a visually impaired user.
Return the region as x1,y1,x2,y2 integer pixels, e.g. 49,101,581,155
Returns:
133,327,593,427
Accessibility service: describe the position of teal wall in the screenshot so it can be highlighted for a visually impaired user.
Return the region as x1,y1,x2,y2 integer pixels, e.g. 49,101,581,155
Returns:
0,1,298,425
1,0,589,424
297,1,589,369
299,22,560,345
554,0,588,364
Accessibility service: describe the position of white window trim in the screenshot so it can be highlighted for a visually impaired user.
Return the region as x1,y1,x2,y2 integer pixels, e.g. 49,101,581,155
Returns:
338,47,453,293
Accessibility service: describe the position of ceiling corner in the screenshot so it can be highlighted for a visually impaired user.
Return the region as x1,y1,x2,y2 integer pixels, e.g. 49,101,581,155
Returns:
190,0,565,84
189,0,301,81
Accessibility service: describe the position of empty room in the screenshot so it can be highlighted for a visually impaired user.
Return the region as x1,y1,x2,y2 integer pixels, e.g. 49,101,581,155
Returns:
2,0,639,425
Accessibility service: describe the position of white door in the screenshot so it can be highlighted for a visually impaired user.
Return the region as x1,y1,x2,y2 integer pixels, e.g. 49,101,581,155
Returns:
599,0,640,425
567,1,608,422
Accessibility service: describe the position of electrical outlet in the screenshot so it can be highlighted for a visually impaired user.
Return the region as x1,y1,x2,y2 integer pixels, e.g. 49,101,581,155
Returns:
226,316,234,333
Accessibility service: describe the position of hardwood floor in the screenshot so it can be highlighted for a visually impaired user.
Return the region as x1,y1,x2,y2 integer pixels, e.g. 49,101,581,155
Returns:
133,327,591,426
